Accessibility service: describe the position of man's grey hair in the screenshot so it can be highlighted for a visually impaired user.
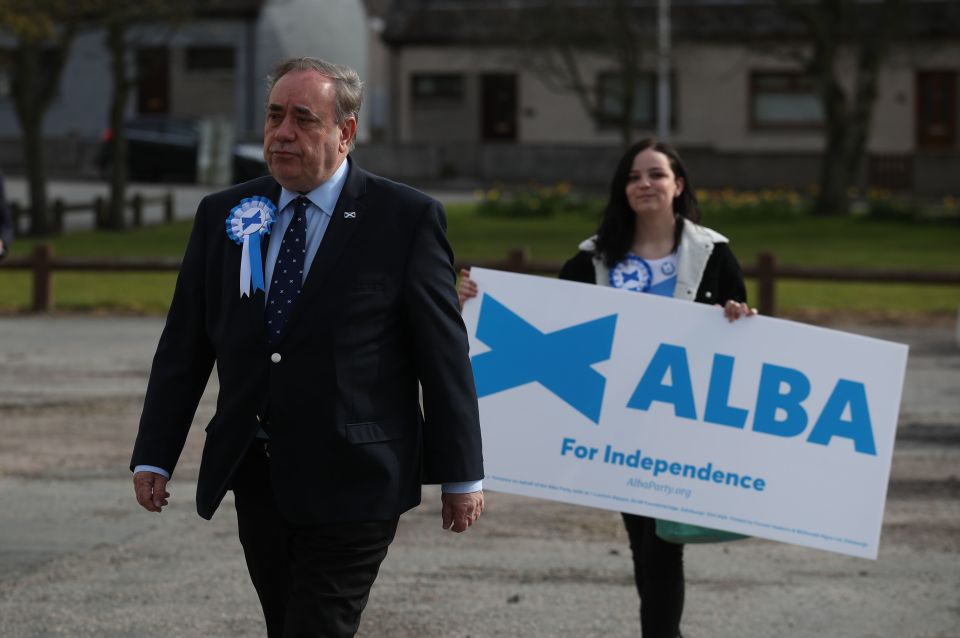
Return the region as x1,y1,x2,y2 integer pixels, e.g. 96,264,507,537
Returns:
266,57,364,125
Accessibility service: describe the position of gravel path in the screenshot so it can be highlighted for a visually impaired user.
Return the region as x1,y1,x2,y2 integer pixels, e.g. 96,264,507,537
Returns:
0,316,957,638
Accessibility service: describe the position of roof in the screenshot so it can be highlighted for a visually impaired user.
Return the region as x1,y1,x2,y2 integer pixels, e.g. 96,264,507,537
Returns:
193,0,266,19
382,0,960,46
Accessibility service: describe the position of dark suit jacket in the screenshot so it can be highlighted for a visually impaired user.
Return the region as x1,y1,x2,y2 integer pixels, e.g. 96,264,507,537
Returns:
131,158,484,524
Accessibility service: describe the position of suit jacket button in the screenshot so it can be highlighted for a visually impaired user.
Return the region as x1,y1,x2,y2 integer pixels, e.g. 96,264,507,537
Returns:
270,352,282,363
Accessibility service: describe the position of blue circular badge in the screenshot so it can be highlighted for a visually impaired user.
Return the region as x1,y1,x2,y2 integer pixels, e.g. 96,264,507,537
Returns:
610,255,653,292
661,260,676,276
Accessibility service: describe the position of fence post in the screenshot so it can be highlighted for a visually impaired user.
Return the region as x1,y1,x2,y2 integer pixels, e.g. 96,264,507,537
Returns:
32,243,54,313
132,193,144,228
506,247,531,273
52,198,66,234
94,196,106,227
756,252,776,317
163,192,174,223
10,202,23,232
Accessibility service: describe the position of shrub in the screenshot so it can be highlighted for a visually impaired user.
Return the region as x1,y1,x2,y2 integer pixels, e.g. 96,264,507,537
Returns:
475,182,599,218
697,188,811,220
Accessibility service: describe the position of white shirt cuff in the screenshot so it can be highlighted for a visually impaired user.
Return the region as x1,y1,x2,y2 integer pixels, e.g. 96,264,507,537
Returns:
134,464,170,479
133,467,480,493
441,480,483,494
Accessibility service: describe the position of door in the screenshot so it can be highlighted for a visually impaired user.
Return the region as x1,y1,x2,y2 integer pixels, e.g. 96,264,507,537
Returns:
137,48,170,114
481,74,518,142
916,71,956,150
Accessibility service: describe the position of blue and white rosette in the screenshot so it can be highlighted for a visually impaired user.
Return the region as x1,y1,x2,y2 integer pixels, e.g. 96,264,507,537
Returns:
610,254,653,292
225,196,277,298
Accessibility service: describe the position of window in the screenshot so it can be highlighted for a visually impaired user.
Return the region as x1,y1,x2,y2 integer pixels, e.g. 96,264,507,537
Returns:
411,73,464,104
185,46,235,72
916,71,957,149
750,72,823,129
596,71,676,130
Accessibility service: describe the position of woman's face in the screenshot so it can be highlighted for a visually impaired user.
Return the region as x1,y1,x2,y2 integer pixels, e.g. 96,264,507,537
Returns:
624,148,684,219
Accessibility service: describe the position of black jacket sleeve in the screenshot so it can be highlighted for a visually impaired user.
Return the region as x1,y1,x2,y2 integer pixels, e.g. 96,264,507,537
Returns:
695,243,747,305
558,251,596,284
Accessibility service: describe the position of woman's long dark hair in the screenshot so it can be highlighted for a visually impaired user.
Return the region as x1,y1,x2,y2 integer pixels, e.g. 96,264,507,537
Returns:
594,138,701,268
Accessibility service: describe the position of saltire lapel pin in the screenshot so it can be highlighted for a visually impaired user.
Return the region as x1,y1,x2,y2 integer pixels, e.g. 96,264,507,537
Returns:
225,195,277,298
344,211,357,219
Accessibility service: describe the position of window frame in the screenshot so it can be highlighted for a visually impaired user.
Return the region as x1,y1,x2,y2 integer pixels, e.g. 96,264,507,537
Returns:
594,70,677,132
410,72,465,105
749,71,824,130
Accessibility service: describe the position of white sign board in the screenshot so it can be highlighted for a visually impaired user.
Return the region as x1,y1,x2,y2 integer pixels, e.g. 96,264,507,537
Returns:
463,268,909,559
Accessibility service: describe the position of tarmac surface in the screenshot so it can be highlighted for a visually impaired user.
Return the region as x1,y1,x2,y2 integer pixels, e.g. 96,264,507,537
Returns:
0,315,958,637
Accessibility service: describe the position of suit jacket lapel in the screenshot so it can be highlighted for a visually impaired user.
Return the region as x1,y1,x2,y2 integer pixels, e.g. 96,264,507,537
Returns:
284,158,367,334
299,159,366,297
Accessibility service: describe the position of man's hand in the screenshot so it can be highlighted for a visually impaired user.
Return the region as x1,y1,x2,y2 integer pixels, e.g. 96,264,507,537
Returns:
133,471,170,513
457,268,477,309
441,490,484,533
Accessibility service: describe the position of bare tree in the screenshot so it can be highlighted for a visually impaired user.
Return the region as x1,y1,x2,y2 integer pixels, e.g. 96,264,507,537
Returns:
776,0,907,215
512,0,655,148
0,1,88,236
99,1,190,231
1,1,197,234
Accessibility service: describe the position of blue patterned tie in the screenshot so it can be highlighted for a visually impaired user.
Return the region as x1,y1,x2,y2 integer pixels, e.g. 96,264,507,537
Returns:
266,196,309,344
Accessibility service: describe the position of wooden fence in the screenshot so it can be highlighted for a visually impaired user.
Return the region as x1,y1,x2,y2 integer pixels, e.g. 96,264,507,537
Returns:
2,245,959,315
10,192,175,233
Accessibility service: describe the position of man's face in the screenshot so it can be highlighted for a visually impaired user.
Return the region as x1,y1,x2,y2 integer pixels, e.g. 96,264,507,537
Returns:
262,70,356,192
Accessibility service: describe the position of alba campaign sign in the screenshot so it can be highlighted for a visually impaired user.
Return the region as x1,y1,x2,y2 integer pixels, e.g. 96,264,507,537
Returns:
462,269,909,559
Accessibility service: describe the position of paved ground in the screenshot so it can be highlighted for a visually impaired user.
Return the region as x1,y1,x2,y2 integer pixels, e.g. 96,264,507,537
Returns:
0,316,958,637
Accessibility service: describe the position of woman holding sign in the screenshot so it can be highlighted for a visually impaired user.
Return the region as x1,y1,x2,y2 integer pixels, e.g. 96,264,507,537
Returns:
459,138,755,638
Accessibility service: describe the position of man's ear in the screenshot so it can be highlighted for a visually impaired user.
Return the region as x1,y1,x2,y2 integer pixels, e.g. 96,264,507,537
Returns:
339,117,357,152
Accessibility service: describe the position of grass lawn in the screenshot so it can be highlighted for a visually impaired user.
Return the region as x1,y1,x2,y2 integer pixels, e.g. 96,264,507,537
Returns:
1,202,958,316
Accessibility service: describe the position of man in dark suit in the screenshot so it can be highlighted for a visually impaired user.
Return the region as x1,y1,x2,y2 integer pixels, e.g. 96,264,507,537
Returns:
130,57,484,638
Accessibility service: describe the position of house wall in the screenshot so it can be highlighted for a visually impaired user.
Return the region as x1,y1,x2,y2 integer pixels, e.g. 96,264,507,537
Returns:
156,21,250,123
0,31,112,139
365,14,392,142
375,38,959,194
169,48,237,121
0,0,372,172
0,20,253,173
394,42,960,154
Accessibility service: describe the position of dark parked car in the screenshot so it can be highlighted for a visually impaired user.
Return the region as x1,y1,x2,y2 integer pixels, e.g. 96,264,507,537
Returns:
232,141,271,183
98,116,268,184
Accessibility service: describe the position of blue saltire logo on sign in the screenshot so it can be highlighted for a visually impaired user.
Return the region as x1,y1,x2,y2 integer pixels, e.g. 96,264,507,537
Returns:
470,294,617,424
